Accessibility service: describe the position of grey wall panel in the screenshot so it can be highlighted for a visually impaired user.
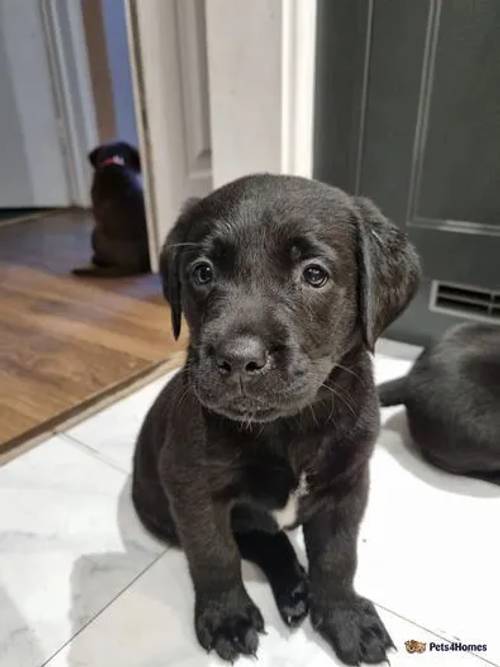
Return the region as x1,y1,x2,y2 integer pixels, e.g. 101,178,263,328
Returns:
360,0,429,225
417,2,500,226
313,0,369,193
314,0,500,345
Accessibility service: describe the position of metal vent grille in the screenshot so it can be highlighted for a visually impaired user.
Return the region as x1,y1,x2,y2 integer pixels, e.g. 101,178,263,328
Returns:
430,281,500,323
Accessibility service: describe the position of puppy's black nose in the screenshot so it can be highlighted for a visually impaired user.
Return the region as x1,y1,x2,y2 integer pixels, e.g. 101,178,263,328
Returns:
214,336,269,377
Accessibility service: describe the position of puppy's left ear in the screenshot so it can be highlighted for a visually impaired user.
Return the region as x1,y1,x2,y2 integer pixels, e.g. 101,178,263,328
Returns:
355,197,421,351
159,197,201,339
88,147,100,167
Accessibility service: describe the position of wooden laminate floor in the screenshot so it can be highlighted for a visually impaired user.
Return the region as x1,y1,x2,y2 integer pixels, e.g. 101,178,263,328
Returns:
0,209,185,454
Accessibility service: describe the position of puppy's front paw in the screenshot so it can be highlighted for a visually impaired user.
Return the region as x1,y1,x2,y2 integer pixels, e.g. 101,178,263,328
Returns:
311,595,394,665
195,588,265,662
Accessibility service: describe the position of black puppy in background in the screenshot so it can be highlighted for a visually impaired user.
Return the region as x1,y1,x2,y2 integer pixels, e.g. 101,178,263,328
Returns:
133,175,420,664
379,322,500,484
73,141,150,277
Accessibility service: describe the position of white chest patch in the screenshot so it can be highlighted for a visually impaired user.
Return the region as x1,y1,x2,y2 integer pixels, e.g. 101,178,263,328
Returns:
272,472,308,530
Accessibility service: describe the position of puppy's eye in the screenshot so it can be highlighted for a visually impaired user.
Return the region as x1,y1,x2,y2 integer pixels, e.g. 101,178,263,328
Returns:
302,264,329,288
192,262,213,286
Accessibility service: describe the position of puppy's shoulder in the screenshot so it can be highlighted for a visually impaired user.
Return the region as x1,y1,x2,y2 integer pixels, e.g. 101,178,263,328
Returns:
139,368,200,444
155,366,199,418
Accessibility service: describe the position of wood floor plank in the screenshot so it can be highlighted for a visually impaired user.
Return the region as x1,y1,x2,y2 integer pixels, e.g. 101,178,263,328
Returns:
0,278,172,362
0,210,186,453
0,312,150,437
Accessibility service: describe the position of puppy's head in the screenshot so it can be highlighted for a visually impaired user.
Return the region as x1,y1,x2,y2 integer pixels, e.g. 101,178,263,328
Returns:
161,175,420,422
88,141,141,171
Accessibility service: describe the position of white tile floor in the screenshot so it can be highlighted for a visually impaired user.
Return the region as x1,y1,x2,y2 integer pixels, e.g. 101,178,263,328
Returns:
1,341,498,667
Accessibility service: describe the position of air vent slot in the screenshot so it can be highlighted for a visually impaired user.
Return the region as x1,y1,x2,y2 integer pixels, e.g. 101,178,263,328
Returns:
431,281,500,323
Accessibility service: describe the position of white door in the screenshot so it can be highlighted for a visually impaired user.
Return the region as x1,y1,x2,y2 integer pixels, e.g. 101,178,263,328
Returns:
0,1,71,207
126,0,315,270
126,0,213,269
205,0,317,188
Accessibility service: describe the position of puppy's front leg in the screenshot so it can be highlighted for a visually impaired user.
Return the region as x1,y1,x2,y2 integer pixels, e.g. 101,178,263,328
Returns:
167,479,264,661
304,467,393,666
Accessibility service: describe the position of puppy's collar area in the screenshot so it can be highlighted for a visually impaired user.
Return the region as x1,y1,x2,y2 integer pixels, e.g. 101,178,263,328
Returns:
98,155,125,168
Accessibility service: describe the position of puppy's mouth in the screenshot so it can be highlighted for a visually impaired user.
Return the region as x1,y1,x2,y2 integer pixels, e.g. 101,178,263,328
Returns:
189,349,329,423
195,386,314,423
217,403,278,422
201,394,279,422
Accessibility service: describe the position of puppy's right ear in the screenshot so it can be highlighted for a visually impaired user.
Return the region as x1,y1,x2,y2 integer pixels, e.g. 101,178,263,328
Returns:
88,147,100,167
355,197,421,351
159,197,201,339
127,144,141,172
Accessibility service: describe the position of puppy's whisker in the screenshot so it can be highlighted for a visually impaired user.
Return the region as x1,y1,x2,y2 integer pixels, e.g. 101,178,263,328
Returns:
333,386,357,418
309,403,319,427
320,382,357,418
173,382,190,413
332,363,365,385
325,392,336,424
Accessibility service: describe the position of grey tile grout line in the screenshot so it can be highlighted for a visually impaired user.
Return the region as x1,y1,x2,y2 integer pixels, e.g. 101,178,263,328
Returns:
39,549,168,667
374,601,499,667
50,361,181,438
56,432,131,476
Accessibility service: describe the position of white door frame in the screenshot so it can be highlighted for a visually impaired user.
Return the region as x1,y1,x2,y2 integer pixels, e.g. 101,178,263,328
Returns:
281,0,317,178
127,0,317,269
126,0,213,271
41,0,98,207
206,0,317,188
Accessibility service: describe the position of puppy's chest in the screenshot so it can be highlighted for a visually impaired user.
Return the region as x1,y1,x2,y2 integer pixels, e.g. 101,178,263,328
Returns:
232,454,310,530
269,471,309,529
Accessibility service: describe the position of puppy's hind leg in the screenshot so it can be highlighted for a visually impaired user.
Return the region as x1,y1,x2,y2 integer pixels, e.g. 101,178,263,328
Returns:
235,531,309,627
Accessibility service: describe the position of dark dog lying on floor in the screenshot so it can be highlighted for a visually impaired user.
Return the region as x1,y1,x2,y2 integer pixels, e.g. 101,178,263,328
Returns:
379,323,500,484
73,141,150,277
132,174,420,664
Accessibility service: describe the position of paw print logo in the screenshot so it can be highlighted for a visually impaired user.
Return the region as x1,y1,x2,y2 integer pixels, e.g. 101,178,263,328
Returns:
405,640,427,654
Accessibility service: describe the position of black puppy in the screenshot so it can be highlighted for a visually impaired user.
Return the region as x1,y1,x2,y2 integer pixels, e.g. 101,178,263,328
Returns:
379,323,500,484
133,175,420,664
73,141,150,277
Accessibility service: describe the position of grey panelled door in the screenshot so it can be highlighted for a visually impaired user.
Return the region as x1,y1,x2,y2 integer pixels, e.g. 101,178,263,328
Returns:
314,0,500,346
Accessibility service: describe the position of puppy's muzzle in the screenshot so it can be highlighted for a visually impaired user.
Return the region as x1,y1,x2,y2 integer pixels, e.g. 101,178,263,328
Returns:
212,335,270,381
